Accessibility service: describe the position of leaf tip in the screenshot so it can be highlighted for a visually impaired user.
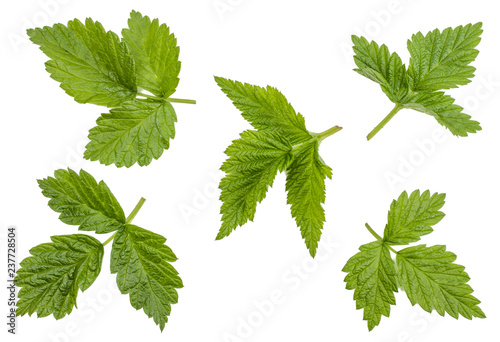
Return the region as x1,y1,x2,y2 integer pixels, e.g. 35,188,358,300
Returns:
26,28,36,37
213,75,227,86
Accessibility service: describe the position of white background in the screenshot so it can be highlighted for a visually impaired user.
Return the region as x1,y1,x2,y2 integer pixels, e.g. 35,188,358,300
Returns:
1,0,499,341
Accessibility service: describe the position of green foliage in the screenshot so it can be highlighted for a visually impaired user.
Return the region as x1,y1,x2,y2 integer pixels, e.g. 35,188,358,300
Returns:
38,169,125,233
27,18,137,107
407,24,482,91
286,140,332,255
342,241,397,331
27,11,194,167
15,234,104,319
353,23,482,140
122,10,180,98
352,35,408,103
383,190,445,245
84,99,177,167
218,130,293,240
215,76,341,257
397,245,485,319
343,190,485,331
16,169,182,331
401,91,481,137
111,224,183,331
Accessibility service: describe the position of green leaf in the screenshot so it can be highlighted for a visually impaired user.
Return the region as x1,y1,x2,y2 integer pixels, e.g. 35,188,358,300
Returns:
27,13,194,168
84,99,177,167
122,10,180,98
401,91,481,137
342,241,398,331
345,190,485,330
384,190,446,245
110,224,183,331
38,169,126,233
215,78,341,255
407,23,483,92
15,234,104,319
354,24,482,140
214,76,312,145
218,130,293,239
21,169,183,331
286,141,332,257
27,18,137,107
397,245,485,319
352,35,408,102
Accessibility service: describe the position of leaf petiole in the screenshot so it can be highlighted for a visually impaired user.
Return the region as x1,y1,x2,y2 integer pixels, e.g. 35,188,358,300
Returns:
317,125,343,142
366,104,403,141
137,91,196,104
167,97,197,105
102,232,116,247
126,197,146,224
364,223,397,253
292,126,343,150
102,197,146,247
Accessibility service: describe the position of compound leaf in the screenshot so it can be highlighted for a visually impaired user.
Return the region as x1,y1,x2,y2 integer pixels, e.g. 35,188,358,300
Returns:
344,190,485,330
353,24,482,140
215,77,340,256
